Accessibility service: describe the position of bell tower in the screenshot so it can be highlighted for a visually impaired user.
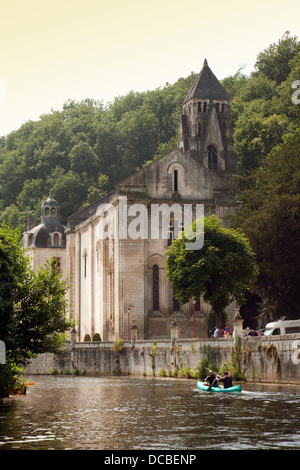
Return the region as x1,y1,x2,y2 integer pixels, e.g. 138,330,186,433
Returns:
178,59,237,173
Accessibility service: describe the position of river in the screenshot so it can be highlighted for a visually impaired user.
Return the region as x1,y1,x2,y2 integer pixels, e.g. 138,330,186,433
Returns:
1,375,300,450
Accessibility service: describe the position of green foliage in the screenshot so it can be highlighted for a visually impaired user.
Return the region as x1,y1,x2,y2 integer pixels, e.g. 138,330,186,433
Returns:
196,357,217,379
0,223,74,364
112,339,125,353
225,32,300,174
254,31,300,84
0,361,27,398
165,215,258,327
159,367,167,377
231,130,300,319
178,366,195,378
0,363,16,397
92,333,101,341
151,340,157,373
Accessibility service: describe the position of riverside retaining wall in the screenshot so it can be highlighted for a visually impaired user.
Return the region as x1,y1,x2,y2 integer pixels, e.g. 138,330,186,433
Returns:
24,334,300,384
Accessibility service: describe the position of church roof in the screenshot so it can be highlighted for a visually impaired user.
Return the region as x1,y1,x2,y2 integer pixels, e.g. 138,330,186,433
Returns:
184,59,229,102
41,191,59,208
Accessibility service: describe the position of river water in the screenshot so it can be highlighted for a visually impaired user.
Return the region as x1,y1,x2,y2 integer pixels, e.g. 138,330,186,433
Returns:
1,375,300,450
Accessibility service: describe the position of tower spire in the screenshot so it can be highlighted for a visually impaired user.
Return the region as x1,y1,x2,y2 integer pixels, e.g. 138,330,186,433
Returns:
178,59,237,173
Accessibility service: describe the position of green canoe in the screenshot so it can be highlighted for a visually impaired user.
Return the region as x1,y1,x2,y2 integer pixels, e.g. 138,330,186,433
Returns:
197,381,242,393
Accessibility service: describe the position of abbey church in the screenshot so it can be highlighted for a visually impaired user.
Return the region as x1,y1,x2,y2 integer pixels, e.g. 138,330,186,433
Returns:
23,60,239,342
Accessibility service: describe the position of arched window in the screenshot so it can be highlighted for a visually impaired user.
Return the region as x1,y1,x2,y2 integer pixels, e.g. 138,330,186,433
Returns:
153,264,159,311
53,233,59,245
203,102,207,113
173,169,178,192
51,207,56,216
167,217,184,246
198,101,202,112
207,145,218,171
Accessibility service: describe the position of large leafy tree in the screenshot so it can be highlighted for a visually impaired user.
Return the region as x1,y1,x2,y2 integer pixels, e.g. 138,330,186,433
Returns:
165,215,258,328
0,223,74,364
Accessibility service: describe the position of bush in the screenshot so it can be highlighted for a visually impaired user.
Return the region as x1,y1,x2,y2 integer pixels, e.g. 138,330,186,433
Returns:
92,333,101,341
0,364,15,398
178,366,194,378
84,334,91,342
112,339,125,353
159,367,167,377
0,362,26,397
196,357,217,379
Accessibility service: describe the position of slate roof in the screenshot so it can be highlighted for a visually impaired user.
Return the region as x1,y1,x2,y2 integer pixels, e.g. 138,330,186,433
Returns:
184,59,229,102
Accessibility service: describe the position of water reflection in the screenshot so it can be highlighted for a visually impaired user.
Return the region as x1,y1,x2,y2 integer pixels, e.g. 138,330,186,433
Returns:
1,376,300,450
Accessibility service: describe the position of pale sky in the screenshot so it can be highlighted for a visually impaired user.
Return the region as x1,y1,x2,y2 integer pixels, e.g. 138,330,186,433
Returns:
0,0,299,136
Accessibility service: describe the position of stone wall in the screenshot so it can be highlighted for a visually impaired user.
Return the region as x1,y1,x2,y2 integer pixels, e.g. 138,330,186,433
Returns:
24,334,300,384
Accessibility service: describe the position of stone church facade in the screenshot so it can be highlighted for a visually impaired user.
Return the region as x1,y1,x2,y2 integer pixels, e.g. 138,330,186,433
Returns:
24,60,239,341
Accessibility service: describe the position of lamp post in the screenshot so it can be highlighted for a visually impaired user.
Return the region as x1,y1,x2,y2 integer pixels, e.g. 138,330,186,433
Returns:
127,307,131,341
192,297,196,339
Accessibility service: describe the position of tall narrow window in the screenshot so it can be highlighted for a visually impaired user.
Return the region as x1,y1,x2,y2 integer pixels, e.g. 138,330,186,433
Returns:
53,233,59,245
198,101,202,112
83,250,87,278
153,264,159,311
197,122,201,137
173,169,178,192
167,219,184,246
207,145,218,171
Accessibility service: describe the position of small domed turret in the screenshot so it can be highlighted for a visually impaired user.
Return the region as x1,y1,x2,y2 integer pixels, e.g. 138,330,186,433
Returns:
41,191,60,222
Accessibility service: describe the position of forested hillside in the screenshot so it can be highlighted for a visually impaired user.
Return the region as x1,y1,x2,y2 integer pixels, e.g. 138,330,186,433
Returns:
0,32,299,232
0,73,196,228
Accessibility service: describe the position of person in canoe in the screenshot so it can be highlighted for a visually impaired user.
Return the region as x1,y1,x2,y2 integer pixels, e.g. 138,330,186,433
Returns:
216,364,232,389
204,370,218,388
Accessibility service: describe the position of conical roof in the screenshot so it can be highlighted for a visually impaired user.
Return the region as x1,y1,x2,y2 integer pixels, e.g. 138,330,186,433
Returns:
184,59,229,102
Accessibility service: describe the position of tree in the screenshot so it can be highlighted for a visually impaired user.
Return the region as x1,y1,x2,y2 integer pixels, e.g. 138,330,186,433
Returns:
231,130,300,319
165,215,258,327
254,32,300,84
0,223,74,364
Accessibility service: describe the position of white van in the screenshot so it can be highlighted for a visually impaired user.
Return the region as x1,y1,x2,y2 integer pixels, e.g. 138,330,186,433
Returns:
264,319,300,336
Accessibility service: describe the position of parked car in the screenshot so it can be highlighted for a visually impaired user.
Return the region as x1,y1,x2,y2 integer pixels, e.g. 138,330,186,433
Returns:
263,319,300,336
